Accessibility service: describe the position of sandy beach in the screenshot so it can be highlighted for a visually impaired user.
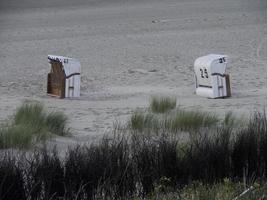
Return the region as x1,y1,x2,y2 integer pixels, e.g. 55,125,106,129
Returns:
0,0,267,148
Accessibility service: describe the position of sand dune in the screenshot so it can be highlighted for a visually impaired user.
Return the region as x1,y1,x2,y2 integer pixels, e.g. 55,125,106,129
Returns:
0,0,267,148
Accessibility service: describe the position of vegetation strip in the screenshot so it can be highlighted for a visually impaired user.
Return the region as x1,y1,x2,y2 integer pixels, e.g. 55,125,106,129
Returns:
1,99,267,199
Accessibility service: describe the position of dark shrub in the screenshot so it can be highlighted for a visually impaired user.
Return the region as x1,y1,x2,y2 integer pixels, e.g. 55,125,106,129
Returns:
65,145,99,199
65,135,135,200
185,128,232,183
0,154,26,200
131,133,182,196
231,112,266,180
254,112,267,178
156,135,181,186
131,134,159,196
232,129,259,179
25,147,65,199
96,135,135,199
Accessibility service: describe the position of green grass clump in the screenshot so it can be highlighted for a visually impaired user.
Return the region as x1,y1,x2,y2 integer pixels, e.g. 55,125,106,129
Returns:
168,109,219,132
0,125,34,149
128,96,220,134
222,111,245,128
150,96,176,113
0,102,69,149
129,112,157,132
128,108,219,134
46,112,68,136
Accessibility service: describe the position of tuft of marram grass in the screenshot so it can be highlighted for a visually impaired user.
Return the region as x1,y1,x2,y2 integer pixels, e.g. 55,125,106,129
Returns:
222,111,246,128
14,102,46,127
0,102,69,149
46,112,69,136
150,96,176,113
0,124,38,149
168,109,219,132
129,112,157,132
128,108,219,134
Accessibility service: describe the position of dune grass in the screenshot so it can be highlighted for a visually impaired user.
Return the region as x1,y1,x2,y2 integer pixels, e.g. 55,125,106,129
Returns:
222,111,246,128
168,109,219,132
128,97,250,135
149,96,176,113
0,102,69,149
129,112,157,132
129,105,219,133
